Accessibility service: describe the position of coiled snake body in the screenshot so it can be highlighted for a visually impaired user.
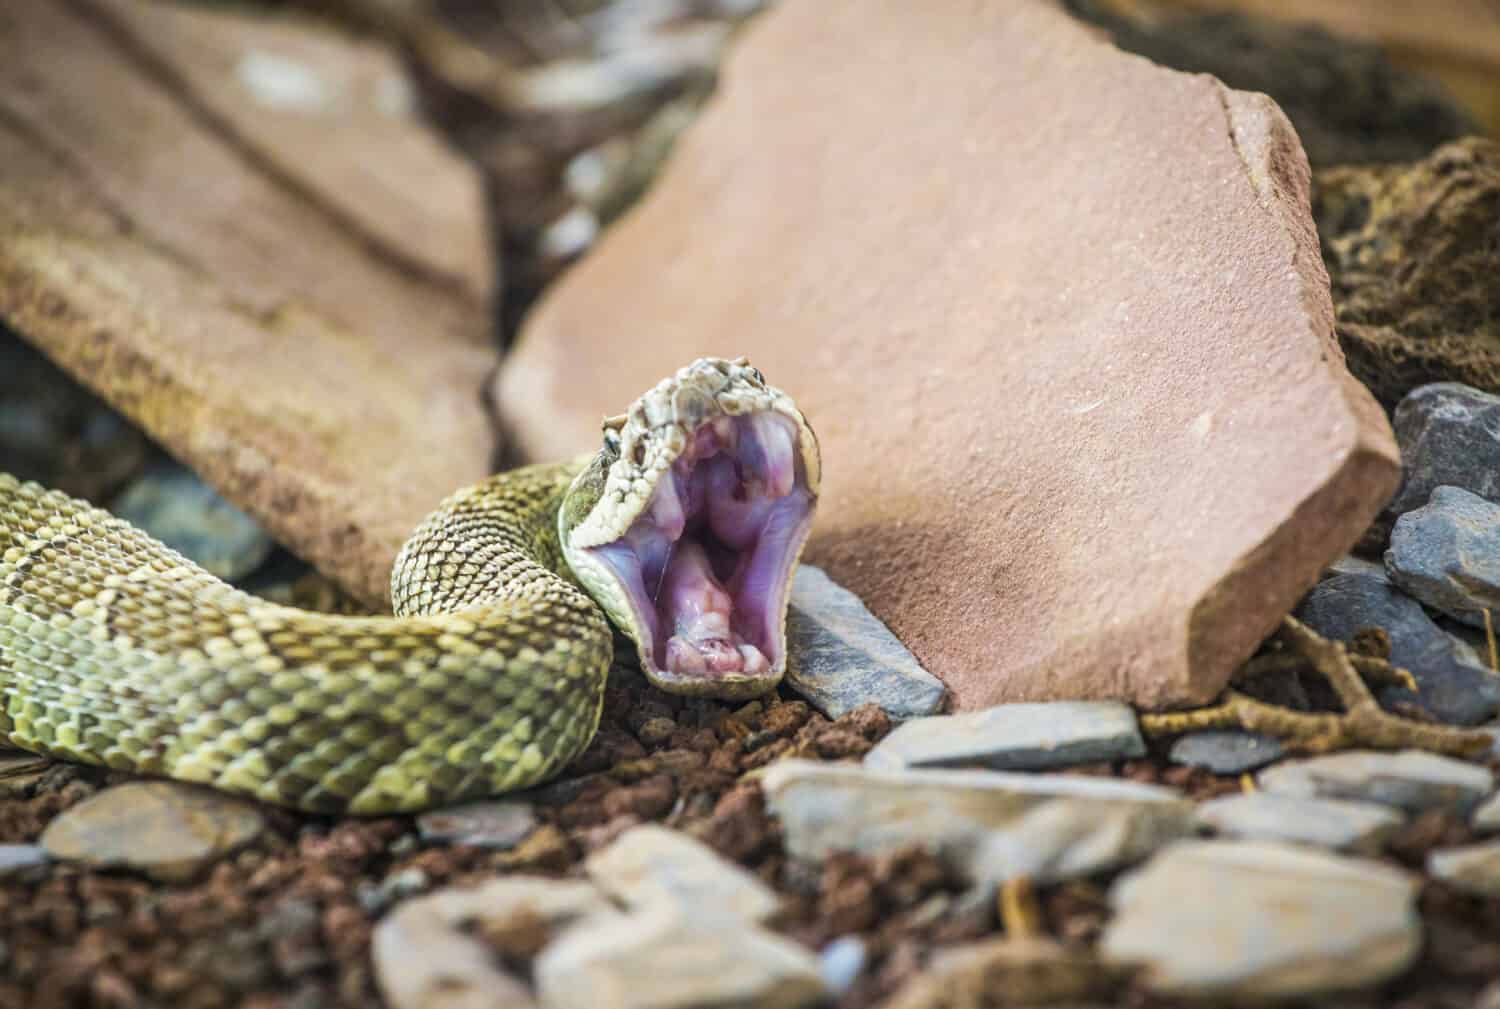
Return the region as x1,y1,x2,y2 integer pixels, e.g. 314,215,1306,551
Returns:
0,359,819,813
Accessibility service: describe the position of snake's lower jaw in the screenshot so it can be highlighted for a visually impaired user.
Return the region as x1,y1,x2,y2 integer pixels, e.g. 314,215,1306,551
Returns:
569,409,817,699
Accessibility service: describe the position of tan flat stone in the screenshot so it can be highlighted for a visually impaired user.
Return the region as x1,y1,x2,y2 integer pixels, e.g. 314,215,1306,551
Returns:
89,0,493,305
0,2,496,607
497,0,1398,708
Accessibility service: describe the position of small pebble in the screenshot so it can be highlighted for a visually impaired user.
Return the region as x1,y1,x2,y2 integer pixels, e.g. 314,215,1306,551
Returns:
112,462,274,581
1168,731,1284,775
416,800,537,850
816,936,868,996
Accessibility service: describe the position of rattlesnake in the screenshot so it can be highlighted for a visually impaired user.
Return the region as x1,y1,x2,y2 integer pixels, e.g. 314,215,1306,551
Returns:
0,358,819,813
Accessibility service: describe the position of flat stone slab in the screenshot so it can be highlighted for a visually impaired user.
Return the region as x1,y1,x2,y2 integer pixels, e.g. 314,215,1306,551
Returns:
758,759,1194,886
584,824,781,923
864,701,1143,772
1257,749,1495,815
497,0,1398,710
1101,840,1421,1000
1196,792,1405,853
1428,839,1500,898
1387,485,1500,626
784,565,946,720
0,2,496,606
93,0,493,305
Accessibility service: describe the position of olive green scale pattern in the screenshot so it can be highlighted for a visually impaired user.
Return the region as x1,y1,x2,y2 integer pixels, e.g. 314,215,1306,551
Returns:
0,463,611,814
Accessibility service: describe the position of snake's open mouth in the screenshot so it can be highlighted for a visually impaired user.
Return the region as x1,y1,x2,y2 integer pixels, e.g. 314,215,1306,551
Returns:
587,411,815,685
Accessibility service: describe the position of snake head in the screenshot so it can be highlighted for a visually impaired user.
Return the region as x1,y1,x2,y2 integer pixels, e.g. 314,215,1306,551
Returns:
560,357,820,698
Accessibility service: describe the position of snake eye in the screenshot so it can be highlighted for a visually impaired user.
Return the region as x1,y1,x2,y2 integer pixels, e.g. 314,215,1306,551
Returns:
631,440,647,466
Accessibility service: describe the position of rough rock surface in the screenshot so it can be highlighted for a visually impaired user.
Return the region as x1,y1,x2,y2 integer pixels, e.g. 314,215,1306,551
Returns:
1386,383,1500,520
1387,485,1500,626
1295,571,1500,725
1316,140,1500,410
1101,840,1421,1000
39,782,264,883
0,1,496,607
864,701,1143,772
498,0,1398,710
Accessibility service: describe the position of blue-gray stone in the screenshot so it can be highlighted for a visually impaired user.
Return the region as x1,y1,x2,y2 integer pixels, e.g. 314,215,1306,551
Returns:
1168,731,1284,775
1295,572,1500,725
1387,382,1500,519
0,844,50,879
784,565,946,720
864,701,1143,772
112,463,273,581
1386,485,1500,627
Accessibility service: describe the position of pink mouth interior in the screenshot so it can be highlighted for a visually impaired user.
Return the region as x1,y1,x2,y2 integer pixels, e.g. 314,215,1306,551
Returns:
588,412,813,679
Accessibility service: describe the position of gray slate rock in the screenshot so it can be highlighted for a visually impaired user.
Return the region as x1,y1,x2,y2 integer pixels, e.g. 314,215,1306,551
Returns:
1296,571,1500,725
1428,840,1500,898
584,824,781,923
1387,383,1500,519
416,800,537,850
1101,840,1421,1001
1168,731,1285,775
1196,793,1404,854
864,701,1143,772
759,759,1193,886
1387,485,1500,627
1257,749,1495,815
535,902,826,1009
112,462,274,581
784,564,946,720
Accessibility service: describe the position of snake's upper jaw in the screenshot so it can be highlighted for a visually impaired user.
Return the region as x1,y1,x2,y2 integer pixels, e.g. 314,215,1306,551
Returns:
562,360,819,699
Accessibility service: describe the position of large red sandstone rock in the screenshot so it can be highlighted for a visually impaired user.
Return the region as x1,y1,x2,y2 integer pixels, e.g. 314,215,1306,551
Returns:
497,0,1399,709
0,2,496,607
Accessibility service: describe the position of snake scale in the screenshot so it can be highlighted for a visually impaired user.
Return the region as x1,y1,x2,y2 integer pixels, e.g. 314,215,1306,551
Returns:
0,358,820,813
